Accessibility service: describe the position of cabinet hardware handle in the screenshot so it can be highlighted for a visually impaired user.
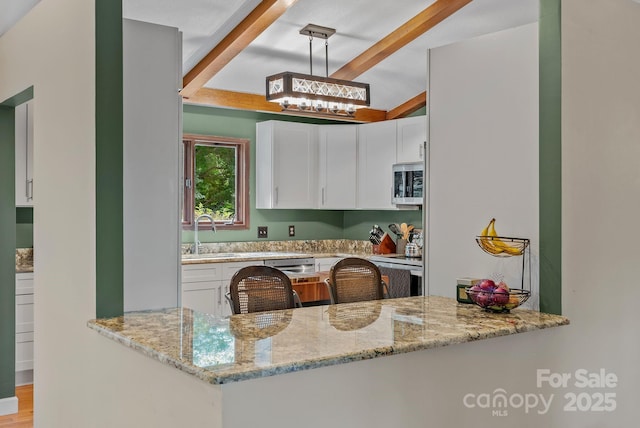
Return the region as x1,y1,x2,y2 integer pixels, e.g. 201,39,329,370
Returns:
419,143,424,159
275,187,279,205
218,287,221,306
322,188,325,205
27,179,33,201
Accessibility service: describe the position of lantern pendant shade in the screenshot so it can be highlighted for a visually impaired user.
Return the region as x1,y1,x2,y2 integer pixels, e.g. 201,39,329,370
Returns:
266,71,370,112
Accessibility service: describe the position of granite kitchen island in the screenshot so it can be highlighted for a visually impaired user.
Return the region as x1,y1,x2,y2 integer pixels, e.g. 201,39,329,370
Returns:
89,296,568,393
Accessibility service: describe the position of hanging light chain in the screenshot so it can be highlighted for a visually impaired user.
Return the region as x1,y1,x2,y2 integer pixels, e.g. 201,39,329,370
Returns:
325,39,329,78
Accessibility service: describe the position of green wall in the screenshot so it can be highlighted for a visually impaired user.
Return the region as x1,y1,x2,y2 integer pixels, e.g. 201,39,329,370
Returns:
0,105,16,400
95,0,123,318
182,104,423,244
539,0,562,314
16,207,33,248
343,210,422,240
1,87,33,400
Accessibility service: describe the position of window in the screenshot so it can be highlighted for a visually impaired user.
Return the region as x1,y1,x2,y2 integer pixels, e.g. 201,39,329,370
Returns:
182,134,249,230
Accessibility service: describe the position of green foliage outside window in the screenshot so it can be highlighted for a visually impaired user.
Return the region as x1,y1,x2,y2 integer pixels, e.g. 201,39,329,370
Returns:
194,144,236,221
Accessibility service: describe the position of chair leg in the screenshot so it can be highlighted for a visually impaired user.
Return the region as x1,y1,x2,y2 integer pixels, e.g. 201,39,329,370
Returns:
382,280,390,299
292,290,303,308
224,292,235,314
324,278,336,304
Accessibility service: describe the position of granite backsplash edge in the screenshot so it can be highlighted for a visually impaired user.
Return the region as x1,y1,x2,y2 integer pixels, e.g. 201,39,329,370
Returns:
181,239,373,256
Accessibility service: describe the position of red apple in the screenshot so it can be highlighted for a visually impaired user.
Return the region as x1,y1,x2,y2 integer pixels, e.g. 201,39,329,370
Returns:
474,291,494,307
478,279,496,291
492,287,510,305
497,281,510,291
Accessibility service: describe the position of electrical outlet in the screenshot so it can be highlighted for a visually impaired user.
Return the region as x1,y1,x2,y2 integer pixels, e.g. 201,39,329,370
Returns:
258,226,268,239
288,225,295,237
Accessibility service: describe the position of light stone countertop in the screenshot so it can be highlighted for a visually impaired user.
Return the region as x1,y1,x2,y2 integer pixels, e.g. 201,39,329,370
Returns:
180,239,375,265
16,248,34,273
181,251,368,265
87,296,569,385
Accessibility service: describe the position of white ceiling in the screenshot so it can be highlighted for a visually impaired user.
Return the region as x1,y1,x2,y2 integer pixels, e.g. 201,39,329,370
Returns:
124,0,539,112
2,0,540,112
0,0,41,38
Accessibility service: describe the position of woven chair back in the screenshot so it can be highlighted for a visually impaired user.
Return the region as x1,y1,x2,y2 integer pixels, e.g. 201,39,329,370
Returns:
229,265,295,314
328,257,384,304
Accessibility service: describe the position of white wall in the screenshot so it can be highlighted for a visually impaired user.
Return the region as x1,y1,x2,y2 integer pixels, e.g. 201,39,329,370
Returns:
428,23,540,308
558,0,640,423
0,0,97,424
0,1,217,426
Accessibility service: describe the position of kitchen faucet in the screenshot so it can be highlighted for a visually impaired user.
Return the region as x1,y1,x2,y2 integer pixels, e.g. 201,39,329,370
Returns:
194,214,216,256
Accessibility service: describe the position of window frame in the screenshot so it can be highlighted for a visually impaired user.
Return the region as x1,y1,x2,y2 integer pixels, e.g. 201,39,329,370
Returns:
182,133,250,231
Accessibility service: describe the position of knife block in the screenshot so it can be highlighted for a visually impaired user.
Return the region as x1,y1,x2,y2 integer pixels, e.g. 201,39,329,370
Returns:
378,233,397,254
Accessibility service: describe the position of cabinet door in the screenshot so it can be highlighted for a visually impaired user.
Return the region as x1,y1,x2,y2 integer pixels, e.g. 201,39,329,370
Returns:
16,332,34,372
318,126,357,209
357,121,397,210
256,121,318,209
182,288,218,315
15,101,34,207
16,294,34,334
396,116,426,163
181,264,223,315
182,264,222,283
16,272,34,295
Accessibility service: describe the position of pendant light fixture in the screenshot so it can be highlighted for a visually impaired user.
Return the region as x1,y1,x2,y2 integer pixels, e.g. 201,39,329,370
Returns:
266,24,370,116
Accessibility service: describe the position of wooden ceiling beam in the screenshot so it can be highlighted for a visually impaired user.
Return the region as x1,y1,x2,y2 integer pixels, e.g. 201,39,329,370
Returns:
181,0,299,99
186,88,283,112
186,88,387,123
331,0,473,81
386,91,427,120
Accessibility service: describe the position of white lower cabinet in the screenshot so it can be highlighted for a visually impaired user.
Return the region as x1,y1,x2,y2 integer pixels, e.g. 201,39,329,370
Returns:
16,272,34,383
181,264,222,316
181,261,263,317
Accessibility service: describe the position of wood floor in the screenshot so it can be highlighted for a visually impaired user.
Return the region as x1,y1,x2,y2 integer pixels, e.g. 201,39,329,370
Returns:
0,385,33,428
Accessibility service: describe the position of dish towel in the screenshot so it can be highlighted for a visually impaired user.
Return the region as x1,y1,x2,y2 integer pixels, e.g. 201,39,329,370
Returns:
379,267,411,298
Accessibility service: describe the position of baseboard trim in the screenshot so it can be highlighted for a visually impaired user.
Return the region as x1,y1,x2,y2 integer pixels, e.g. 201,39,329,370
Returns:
16,369,34,386
0,395,18,416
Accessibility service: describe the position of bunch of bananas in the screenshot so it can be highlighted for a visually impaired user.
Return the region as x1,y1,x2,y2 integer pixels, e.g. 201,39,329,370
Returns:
478,218,523,256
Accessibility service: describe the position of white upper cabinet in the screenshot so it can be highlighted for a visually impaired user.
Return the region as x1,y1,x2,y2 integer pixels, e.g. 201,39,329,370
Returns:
15,100,34,207
396,116,427,164
256,121,318,209
318,125,358,209
357,120,398,210
256,117,425,211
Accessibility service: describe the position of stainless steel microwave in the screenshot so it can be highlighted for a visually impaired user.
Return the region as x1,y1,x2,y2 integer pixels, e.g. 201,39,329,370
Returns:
392,162,423,205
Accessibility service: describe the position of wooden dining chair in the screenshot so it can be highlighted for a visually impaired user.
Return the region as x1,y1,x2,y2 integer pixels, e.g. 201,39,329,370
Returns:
324,257,386,304
227,265,299,314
